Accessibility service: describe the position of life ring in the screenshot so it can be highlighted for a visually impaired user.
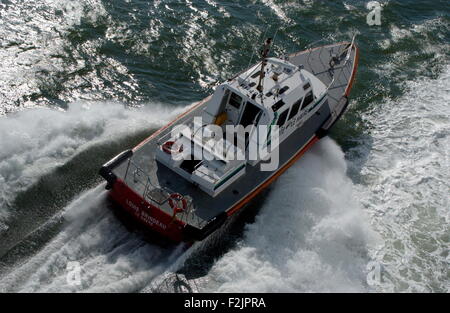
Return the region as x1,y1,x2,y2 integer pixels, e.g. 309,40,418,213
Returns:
162,141,183,155
168,193,187,217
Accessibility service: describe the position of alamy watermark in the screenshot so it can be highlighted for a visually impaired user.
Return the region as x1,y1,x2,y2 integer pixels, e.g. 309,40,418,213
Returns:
366,1,382,26
165,116,280,171
366,261,382,286
66,261,82,287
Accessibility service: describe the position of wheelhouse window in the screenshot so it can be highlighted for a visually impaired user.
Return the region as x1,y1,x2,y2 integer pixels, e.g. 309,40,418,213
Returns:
220,89,230,108
276,109,289,127
288,98,302,121
229,92,243,109
278,86,289,95
301,91,314,110
272,99,285,112
240,102,262,128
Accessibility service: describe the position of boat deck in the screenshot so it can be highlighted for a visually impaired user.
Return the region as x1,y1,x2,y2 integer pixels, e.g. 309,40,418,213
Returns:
290,42,355,102
111,42,357,229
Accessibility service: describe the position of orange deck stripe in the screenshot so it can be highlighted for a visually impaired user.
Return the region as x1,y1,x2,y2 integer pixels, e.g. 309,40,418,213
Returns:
133,96,211,152
345,45,360,97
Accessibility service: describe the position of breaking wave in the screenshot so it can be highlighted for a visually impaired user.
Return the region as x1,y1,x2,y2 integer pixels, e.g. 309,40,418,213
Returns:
0,186,186,292
349,65,450,292
1,0,448,294
199,138,380,292
198,66,449,293
0,101,185,232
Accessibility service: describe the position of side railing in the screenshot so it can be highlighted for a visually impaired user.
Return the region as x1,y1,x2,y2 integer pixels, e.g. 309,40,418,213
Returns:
326,35,356,92
305,38,330,73
303,35,356,100
122,158,206,228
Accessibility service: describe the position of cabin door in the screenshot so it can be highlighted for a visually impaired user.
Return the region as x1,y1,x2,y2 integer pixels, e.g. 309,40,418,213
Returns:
225,92,244,125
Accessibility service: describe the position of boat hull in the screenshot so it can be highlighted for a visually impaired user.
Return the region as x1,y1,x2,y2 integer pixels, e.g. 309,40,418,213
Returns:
100,42,359,244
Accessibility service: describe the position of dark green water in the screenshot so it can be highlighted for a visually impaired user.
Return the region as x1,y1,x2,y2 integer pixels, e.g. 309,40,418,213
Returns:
0,0,448,292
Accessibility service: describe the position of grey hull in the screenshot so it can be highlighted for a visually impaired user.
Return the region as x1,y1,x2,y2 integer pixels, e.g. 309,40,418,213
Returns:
100,41,359,239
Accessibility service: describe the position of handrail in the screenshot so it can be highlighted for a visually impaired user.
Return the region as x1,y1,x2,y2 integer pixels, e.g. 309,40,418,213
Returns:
326,35,356,91
125,159,173,202
123,158,207,227
306,39,330,71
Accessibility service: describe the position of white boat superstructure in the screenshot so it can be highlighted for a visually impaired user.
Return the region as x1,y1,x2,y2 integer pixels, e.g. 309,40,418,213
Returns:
155,56,328,197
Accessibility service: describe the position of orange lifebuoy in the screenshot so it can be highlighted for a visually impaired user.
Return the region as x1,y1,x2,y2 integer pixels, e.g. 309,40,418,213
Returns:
168,193,187,217
162,141,183,155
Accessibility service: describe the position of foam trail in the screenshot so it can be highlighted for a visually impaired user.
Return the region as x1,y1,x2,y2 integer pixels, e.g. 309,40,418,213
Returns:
350,66,450,292
0,101,185,231
199,138,379,292
0,185,186,292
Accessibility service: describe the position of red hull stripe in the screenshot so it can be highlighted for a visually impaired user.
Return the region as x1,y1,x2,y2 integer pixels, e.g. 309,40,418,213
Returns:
111,178,186,242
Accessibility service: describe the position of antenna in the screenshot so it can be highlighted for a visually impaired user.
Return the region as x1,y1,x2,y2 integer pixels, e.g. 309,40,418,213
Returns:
256,37,272,94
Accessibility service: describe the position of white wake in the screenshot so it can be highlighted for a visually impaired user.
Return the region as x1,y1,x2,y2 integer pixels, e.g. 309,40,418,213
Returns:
199,138,379,292
198,66,450,293
0,185,187,292
0,101,185,232
350,66,450,292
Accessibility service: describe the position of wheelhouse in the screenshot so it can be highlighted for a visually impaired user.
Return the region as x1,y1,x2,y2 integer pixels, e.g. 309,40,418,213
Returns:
155,56,327,197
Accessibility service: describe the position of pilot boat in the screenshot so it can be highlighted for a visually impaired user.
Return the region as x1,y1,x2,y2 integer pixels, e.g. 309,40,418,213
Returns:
99,37,359,243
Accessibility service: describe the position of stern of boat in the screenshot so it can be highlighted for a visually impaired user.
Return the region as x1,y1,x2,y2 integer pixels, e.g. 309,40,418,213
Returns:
99,149,227,243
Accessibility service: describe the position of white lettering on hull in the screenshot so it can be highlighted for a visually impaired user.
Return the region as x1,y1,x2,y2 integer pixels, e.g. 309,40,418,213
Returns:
125,199,167,230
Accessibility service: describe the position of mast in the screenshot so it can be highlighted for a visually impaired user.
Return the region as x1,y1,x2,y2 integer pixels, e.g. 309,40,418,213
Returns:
256,37,272,94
